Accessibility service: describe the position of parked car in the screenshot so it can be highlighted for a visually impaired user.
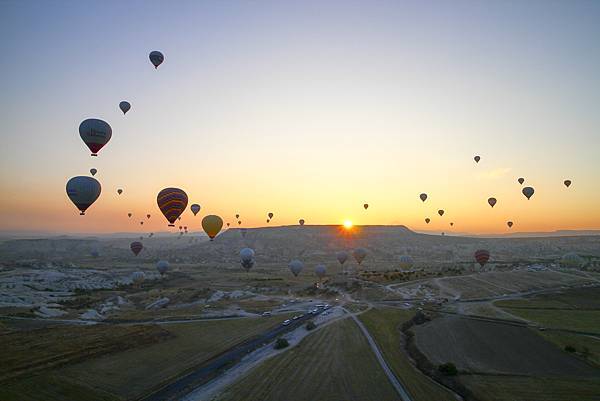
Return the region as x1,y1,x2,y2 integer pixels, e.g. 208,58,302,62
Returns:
282,319,291,326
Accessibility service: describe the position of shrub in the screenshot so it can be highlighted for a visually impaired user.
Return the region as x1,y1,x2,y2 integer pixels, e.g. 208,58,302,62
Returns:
565,345,576,353
438,362,458,376
306,321,316,331
274,338,289,349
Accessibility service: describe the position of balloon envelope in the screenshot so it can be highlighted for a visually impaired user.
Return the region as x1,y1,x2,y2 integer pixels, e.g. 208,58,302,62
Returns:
130,241,143,256
474,249,490,267
518,177,525,185
353,248,368,265
202,215,223,240
156,260,169,275
474,155,481,163
438,210,444,216
507,221,513,228
90,168,97,176
560,252,583,268
119,101,131,115
66,176,101,215
289,259,304,276
131,271,145,284
315,264,327,279
398,255,414,270
336,251,349,265
488,197,497,208
425,218,430,224
299,219,305,225
522,186,535,200
117,189,123,195
363,203,369,210
564,180,572,188
419,193,427,202
268,212,273,219
240,248,255,262
157,188,188,226
149,51,164,68
191,204,201,216
79,119,112,156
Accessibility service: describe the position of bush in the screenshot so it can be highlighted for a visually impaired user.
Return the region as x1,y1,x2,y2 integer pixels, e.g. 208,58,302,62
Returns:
438,362,458,376
306,321,316,331
565,345,576,353
274,338,289,349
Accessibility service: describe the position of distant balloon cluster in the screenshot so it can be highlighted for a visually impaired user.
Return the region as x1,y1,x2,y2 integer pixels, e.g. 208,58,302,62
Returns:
66,52,576,282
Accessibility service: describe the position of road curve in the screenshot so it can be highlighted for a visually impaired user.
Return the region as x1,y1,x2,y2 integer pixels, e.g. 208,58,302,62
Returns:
349,313,413,401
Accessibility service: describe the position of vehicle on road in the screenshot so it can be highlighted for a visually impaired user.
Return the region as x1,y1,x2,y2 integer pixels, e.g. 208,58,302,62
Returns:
282,319,291,326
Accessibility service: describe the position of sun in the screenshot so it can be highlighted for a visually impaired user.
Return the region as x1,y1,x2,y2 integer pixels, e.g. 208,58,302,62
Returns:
343,220,353,229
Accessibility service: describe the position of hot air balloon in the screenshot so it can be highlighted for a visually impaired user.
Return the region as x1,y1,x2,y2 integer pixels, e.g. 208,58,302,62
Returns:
146,214,151,219
90,248,100,258
179,226,183,230
450,222,454,226
419,193,427,202
128,213,132,218
315,264,327,279
240,248,255,271
363,203,369,210
507,221,513,228
564,180,572,188
235,214,240,219
119,101,131,115
299,219,305,226
202,215,223,240
268,212,274,219
518,177,525,185
425,218,430,224
149,232,154,237
438,210,444,217
238,221,242,225
156,260,169,275
130,241,143,256
226,222,230,227
474,155,481,163
131,271,145,285
488,197,497,208
522,187,535,200
79,119,112,156
266,219,270,223
139,236,143,240
398,255,414,270
157,188,188,226
149,51,164,69
289,260,304,277
190,204,201,216
560,252,583,268
140,221,144,225
66,176,101,215
90,168,97,176
336,251,349,265
117,189,123,195
474,249,490,267
353,248,368,265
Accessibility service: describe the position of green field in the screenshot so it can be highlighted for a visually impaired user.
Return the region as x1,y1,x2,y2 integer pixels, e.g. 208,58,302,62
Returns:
0,315,290,401
218,318,399,401
461,375,600,401
358,307,456,401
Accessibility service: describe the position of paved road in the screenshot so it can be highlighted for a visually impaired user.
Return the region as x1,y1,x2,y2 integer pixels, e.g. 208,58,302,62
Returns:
348,311,413,401
140,310,324,401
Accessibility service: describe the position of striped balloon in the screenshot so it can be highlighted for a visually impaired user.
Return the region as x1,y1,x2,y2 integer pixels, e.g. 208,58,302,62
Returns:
157,188,188,226
474,249,490,267
130,241,143,256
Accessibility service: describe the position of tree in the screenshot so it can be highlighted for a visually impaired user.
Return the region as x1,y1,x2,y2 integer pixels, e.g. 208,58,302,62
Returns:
306,321,316,331
274,338,289,349
438,362,458,376
565,345,576,353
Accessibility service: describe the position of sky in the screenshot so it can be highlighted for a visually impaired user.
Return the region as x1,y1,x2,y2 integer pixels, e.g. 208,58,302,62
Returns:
1,0,599,235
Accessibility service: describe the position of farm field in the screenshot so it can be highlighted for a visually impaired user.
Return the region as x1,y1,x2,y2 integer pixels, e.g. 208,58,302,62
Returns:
412,315,598,377
461,375,600,401
217,318,399,401
358,307,456,401
0,315,290,401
